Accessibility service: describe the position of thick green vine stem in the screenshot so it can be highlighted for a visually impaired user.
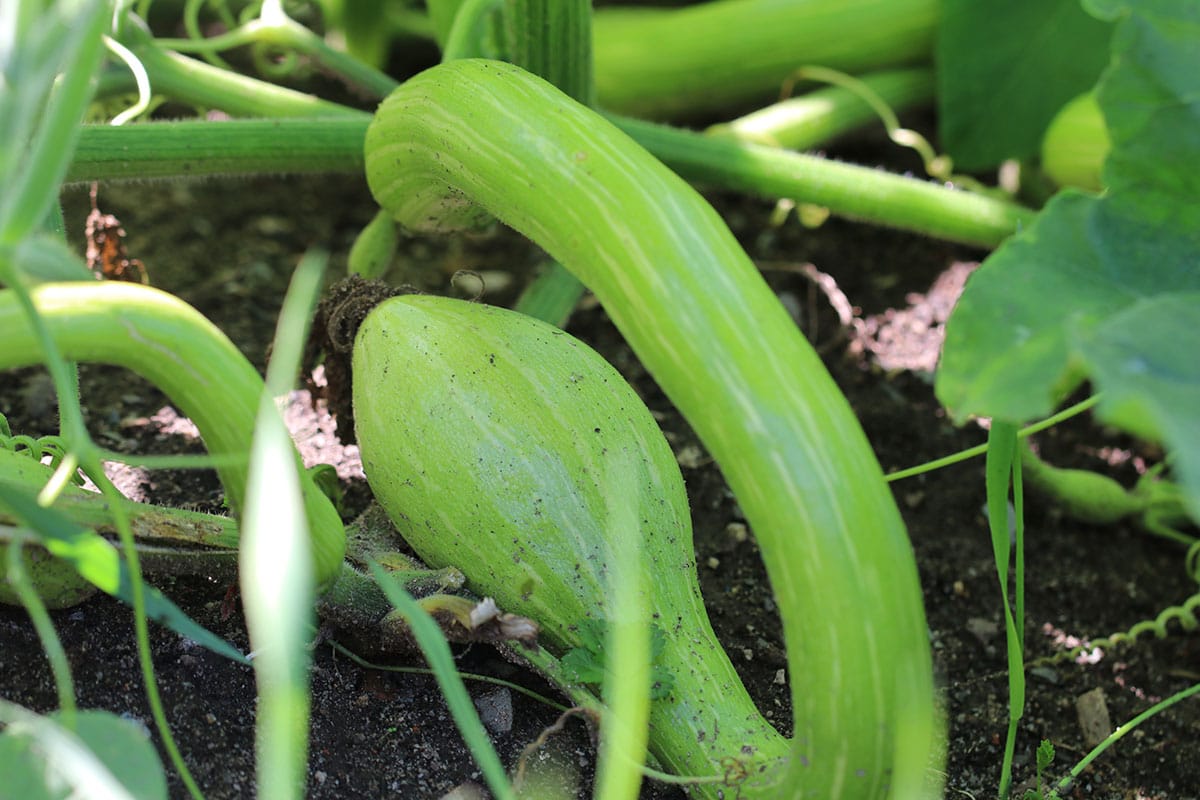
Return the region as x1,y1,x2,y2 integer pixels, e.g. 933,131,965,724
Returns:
592,0,938,120
505,0,594,107
366,60,938,798
0,282,345,588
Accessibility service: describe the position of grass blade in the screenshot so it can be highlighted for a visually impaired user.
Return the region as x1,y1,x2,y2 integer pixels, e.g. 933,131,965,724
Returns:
241,249,327,800
369,561,516,800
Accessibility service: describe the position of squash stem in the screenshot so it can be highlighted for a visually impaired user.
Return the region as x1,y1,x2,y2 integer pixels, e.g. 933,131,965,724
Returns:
0,283,346,587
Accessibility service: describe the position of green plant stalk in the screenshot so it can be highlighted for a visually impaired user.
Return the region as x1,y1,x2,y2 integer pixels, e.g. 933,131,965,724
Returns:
0,282,345,587
242,249,325,800
610,114,1034,248
122,30,365,118
592,0,938,120
68,115,1029,247
506,0,594,107
0,482,240,556
0,487,239,611
504,0,592,325
886,396,1104,482
440,0,504,61
427,0,471,47
0,441,469,645
64,118,370,185
347,208,400,279
0,469,450,640
706,67,934,150
1055,680,1200,796
312,0,391,68
5,531,78,728
152,8,399,100
366,59,939,798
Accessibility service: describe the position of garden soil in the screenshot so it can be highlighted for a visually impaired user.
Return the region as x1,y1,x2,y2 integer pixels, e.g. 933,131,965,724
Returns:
2,144,1197,799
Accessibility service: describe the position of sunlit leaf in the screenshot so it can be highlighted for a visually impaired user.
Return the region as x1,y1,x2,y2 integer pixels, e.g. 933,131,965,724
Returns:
937,1,1200,518
937,0,1111,170
0,707,166,800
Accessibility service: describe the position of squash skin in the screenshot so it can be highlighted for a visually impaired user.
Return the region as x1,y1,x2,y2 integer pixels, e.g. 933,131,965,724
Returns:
353,294,788,789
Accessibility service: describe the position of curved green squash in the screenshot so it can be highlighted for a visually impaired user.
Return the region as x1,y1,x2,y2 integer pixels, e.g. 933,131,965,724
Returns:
354,295,788,787
365,59,938,798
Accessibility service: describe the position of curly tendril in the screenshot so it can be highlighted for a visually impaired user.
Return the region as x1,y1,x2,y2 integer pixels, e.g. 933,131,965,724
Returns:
0,412,72,472
1037,591,1200,666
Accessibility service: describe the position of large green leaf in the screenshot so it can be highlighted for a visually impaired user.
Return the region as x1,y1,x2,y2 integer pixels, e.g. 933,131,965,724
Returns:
936,0,1112,170
0,707,166,800
936,0,1200,518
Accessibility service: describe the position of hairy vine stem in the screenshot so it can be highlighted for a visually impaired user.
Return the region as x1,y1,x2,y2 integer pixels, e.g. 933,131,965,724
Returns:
66,116,1031,248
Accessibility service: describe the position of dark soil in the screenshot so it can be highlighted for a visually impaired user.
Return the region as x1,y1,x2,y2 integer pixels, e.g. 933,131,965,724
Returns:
2,144,1198,799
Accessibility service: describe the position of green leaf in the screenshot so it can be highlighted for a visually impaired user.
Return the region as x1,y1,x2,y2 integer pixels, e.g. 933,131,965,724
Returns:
560,617,675,700
1036,738,1056,771
0,733,60,800
1077,294,1200,507
7,234,94,284
937,0,1112,170
560,646,606,685
936,1,1200,519
66,711,168,800
0,484,249,664
1089,1,1200,200
0,708,166,800
575,617,605,654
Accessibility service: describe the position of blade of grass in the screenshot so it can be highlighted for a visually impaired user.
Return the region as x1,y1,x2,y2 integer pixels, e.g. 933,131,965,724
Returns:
1,6,206,794
369,561,517,800
4,530,77,728
985,421,1025,800
241,248,327,800
707,67,934,151
0,0,106,245
594,452,650,800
